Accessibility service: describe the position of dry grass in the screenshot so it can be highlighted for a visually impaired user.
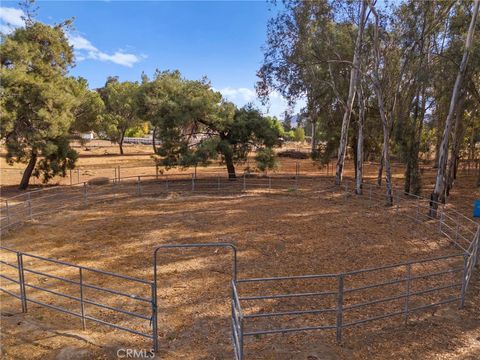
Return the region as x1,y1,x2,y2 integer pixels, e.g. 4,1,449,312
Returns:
1,142,479,359
1,184,479,359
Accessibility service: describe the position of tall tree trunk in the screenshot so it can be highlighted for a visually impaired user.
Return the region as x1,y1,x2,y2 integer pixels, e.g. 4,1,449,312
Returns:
119,128,126,155
19,151,37,190
311,119,317,153
356,81,365,195
409,87,427,195
377,146,384,186
335,0,367,185
431,0,479,213
445,93,466,197
225,152,236,179
369,2,393,205
352,133,358,181
152,125,158,154
379,105,393,205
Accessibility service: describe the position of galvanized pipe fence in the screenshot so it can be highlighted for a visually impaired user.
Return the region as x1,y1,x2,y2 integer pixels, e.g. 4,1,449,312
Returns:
1,174,479,358
1,172,306,231
231,252,466,359
0,245,157,347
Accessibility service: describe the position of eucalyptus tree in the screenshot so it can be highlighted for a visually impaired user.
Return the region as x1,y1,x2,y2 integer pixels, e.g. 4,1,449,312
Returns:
257,0,356,166
431,0,479,210
334,0,368,186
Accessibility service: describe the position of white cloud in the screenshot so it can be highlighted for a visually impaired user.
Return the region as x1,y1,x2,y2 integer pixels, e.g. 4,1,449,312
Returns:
0,8,143,68
219,87,257,102
217,87,306,119
68,34,97,52
68,33,143,68
0,7,25,33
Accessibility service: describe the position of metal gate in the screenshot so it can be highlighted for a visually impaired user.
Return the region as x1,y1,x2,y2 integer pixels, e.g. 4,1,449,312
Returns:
151,243,238,353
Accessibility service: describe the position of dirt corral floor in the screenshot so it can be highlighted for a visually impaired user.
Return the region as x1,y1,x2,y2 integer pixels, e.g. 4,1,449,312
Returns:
1,183,479,360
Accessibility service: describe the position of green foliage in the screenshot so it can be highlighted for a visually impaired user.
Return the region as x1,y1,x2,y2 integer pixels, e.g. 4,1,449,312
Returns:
98,79,142,153
141,72,282,177
0,19,84,188
255,147,278,173
293,127,305,142
125,122,150,137
68,77,105,134
33,137,78,183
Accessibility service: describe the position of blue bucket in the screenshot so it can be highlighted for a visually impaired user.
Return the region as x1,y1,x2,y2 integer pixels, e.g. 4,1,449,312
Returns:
474,200,480,218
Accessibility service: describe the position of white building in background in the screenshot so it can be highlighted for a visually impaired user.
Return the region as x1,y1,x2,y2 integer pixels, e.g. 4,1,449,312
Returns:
80,131,95,140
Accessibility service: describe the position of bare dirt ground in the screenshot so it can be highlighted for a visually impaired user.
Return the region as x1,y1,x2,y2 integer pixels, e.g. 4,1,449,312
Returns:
1,142,479,359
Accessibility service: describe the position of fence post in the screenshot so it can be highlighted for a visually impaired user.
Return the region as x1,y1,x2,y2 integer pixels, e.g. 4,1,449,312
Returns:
415,198,419,220
439,206,444,234
5,199,10,225
17,252,27,313
165,175,169,191
460,253,469,309
243,173,246,191
137,176,142,196
83,182,88,206
474,226,480,266
396,191,400,214
70,169,73,186
191,173,195,192
295,166,299,191
156,165,159,180
404,263,411,325
117,166,121,182
269,176,272,192
151,282,158,353
455,212,460,242
27,192,32,220
77,169,80,184
79,268,86,330
369,184,372,206
238,311,244,360
114,167,117,184
336,274,344,344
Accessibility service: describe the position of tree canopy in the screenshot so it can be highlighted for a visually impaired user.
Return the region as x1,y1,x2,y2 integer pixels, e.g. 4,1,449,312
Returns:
140,73,283,178
0,20,103,189
258,0,480,202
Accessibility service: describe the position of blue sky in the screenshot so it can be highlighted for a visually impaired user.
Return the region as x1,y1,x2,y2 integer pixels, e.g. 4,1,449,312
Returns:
0,0,305,117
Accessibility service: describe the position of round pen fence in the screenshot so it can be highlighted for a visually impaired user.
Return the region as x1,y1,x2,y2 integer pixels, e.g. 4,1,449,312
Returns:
0,173,479,358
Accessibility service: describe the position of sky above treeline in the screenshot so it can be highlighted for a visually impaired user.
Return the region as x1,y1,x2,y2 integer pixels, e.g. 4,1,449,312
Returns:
0,0,306,118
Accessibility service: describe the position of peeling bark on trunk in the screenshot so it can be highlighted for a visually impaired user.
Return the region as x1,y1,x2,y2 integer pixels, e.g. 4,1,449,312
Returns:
406,87,426,195
335,0,367,185
19,151,37,190
379,107,393,205
369,2,392,205
356,82,365,195
445,94,466,197
377,146,384,186
431,0,479,214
